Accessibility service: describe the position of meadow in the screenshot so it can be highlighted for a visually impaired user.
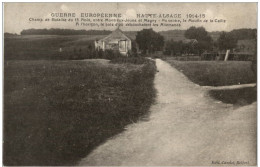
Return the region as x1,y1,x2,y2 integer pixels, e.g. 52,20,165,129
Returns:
4,35,106,60
165,59,257,106
4,58,156,165
166,60,256,86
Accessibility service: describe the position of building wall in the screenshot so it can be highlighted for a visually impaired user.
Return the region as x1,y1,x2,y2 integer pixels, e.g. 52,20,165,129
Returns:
95,39,132,55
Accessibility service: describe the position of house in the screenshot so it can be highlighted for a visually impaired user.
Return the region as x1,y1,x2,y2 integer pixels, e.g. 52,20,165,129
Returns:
182,39,198,46
95,28,132,55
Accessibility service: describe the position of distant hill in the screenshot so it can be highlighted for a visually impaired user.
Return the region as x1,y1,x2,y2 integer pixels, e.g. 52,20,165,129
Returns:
4,32,19,37
21,28,112,35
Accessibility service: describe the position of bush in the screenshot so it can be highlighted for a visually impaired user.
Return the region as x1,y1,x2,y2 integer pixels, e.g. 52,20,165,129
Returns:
104,50,121,60
69,49,124,60
110,57,153,65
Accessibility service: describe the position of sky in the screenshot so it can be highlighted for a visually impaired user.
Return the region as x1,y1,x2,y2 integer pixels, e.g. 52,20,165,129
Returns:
4,2,257,34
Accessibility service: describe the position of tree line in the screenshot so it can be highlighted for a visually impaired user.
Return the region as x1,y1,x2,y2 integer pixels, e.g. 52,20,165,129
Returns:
18,27,257,56
161,27,256,55
21,28,112,35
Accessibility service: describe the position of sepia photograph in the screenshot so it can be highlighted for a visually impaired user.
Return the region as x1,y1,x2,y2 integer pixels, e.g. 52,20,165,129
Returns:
3,2,257,166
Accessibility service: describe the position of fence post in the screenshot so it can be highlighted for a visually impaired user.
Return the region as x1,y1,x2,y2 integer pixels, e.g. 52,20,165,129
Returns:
224,49,230,61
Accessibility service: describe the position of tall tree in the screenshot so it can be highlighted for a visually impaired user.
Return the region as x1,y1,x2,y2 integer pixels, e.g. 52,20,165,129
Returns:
136,29,164,54
185,26,213,54
217,32,237,51
165,40,184,55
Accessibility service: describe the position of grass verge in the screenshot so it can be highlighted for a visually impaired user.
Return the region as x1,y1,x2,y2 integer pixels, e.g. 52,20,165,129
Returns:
110,57,152,64
165,60,256,86
4,59,156,165
209,87,257,106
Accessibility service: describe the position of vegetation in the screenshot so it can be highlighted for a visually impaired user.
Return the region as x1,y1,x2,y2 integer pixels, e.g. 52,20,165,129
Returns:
136,28,164,54
21,28,112,35
164,26,213,56
163,27,257,56
229,28,257,40
209,87,256,106
185,26,213,53
217,29,257,51
4,35,106,60
164,40,197,56
4,32,18,37
4,35,138,60
110,56,152,64
4,59,156,166
166,60,256,86
217,32,238,51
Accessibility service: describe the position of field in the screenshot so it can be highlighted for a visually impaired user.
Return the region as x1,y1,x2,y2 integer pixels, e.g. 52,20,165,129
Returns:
165,60,256,86
4,59,156,165
4,35,106,60
165,59,257,106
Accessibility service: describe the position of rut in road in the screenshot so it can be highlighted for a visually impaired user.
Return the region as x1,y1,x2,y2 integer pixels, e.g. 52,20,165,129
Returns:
79,59,256,166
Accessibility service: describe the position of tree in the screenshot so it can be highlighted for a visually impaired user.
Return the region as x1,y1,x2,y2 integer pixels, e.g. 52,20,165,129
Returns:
217,32,237,51
228,28,257,40
185,26,213,54
185,26,209,41
165,40,184,56
136,28,164,54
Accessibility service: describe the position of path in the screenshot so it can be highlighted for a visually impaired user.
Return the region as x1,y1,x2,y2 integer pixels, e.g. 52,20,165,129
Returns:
79,59,256,166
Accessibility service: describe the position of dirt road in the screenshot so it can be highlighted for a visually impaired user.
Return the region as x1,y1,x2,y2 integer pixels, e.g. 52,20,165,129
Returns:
79,59,256,166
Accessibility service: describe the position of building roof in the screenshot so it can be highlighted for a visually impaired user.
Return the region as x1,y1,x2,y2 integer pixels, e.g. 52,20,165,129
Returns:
182,39,198,44
99,28,131,42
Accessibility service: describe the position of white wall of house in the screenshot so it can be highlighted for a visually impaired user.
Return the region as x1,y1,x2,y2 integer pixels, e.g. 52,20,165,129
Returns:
95,39,131,55
94,29,132,55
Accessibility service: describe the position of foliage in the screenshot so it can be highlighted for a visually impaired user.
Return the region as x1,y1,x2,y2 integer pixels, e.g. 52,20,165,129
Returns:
217,31,237,51
185,26,213,54
110,56,153,64
21,28,112,35
164,40,184,55
216,29,257,51
164,39,199,56
136,28,164,54
229,28,257,40
185,26,208,41
4,60,156,165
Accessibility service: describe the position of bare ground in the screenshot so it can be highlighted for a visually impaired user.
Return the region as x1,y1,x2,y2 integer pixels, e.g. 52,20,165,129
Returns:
79,59,256,166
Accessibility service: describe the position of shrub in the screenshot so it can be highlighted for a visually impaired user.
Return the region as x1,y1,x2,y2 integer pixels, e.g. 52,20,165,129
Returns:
110,56,153,65
104,50,121,60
